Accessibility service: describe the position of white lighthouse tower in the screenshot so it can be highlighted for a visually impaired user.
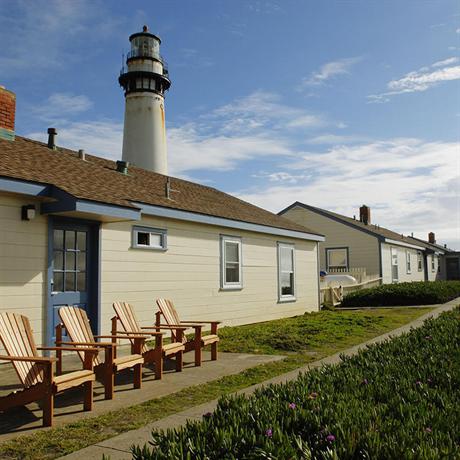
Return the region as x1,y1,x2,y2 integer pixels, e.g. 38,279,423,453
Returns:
119,25,171,174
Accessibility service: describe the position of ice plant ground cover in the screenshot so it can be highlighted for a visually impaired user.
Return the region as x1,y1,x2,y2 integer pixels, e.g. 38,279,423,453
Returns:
0,308,437,459
341,280,460,308
132,308,460,459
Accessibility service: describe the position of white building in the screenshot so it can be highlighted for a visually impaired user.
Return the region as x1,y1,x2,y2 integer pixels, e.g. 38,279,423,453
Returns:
279,202,444,284
0,27,323,349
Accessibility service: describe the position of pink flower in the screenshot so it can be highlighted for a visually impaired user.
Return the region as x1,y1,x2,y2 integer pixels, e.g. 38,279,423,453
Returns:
326,434,336,442
266,428,273,438
289,402,296,409
415,380,423,387
425,427,432,433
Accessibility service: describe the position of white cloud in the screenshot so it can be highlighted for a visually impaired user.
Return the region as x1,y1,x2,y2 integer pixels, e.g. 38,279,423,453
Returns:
306,134,369,145
0,0,122,76
23,90,460,248
252,171,312,184
27,120,123,160
299,57,362,88
456,28,460,34
201,90,326,135
431,57,459,67
238,138,460,248
32,93,93,121
369,58,460,102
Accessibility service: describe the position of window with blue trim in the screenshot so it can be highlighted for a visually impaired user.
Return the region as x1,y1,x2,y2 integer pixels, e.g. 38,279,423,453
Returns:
132,226,167,250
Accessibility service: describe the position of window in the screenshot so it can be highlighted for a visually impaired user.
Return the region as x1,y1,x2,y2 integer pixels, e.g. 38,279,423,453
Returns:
326,248,348,271
52,229,87,292
431,255,436,272
417,251,423,272
391,247,398,283
278,243,295,301
220,236,242,289
406,250,411,274
132,226,167,250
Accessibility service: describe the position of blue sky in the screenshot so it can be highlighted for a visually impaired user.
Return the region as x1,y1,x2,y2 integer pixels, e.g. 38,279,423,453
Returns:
1,0,459,248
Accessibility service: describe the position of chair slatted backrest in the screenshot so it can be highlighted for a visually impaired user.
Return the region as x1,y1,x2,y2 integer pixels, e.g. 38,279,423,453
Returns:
59,306,101,366
0,312,43,388
113,302,148,354
156,299,186,344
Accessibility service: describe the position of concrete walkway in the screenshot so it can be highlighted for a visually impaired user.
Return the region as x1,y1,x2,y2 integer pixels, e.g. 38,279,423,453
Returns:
0,351,283,441
60,298,459,460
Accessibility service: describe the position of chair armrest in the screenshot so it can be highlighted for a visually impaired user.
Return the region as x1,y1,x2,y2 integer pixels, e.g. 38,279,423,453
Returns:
113,330,163,337
56,340,113,348
0,355,57,363
180,320,221,325
95,334,147,340
37,346,99,354
141,325,187,331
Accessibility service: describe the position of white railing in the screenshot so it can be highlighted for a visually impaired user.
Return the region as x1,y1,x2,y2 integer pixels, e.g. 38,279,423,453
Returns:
320,277,382,306
327,267,378,284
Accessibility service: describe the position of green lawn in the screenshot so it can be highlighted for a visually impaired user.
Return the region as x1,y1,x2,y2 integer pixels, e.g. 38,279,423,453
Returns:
0,307,434,460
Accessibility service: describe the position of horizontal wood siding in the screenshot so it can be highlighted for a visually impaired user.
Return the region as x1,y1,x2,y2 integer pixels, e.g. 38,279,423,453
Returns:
381,243,426,284
282,207,381,278
100,216,319,331
0,194,47,349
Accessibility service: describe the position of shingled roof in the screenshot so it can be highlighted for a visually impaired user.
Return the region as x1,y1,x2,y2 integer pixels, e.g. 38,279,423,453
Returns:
0,136,322,237
279,201,431,249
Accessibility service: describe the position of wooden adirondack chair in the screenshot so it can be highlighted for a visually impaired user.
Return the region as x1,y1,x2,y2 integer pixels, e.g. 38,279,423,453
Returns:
0,312,97,427
155,299,220,366
112,302,186,380
56,306,145,400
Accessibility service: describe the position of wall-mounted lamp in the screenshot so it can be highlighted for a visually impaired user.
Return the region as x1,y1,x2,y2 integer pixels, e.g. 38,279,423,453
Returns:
21,204,36,221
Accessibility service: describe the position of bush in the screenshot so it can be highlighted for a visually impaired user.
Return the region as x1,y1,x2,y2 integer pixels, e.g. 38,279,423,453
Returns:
132,308,460,459
340,280,460,308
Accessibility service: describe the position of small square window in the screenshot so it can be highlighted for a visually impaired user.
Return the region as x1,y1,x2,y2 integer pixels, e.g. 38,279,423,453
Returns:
132,226,167,250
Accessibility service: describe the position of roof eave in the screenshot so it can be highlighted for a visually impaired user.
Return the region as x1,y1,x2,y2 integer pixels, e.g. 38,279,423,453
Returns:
135,202,325,242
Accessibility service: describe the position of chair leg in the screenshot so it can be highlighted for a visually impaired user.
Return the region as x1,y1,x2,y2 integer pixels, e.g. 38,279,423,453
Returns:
211,342,218,361
133,363,142,389
104,346,115,400
83,380,93,411
155,350,163,380
176,350,183,372
43,391,54,427
195,342,202,367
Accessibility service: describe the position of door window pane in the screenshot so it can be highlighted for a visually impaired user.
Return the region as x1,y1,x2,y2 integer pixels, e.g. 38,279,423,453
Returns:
65,252,76,271
77,251,86,271
53,272,64,292
65,231,76,250
53,230,64,250
77,232,87,251
77,272,86,291
53,251,64,270
65,272,76,291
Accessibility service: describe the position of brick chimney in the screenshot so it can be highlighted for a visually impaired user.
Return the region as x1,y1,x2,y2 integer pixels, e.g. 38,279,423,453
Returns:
359,205,371,225
0,86,15,141
428,232,436,244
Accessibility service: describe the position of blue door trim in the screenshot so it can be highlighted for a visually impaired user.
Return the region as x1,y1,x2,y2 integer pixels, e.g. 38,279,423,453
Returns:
46,216,101,347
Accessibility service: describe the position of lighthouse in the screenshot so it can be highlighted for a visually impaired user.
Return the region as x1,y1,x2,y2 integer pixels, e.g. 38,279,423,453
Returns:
119,25,171,174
